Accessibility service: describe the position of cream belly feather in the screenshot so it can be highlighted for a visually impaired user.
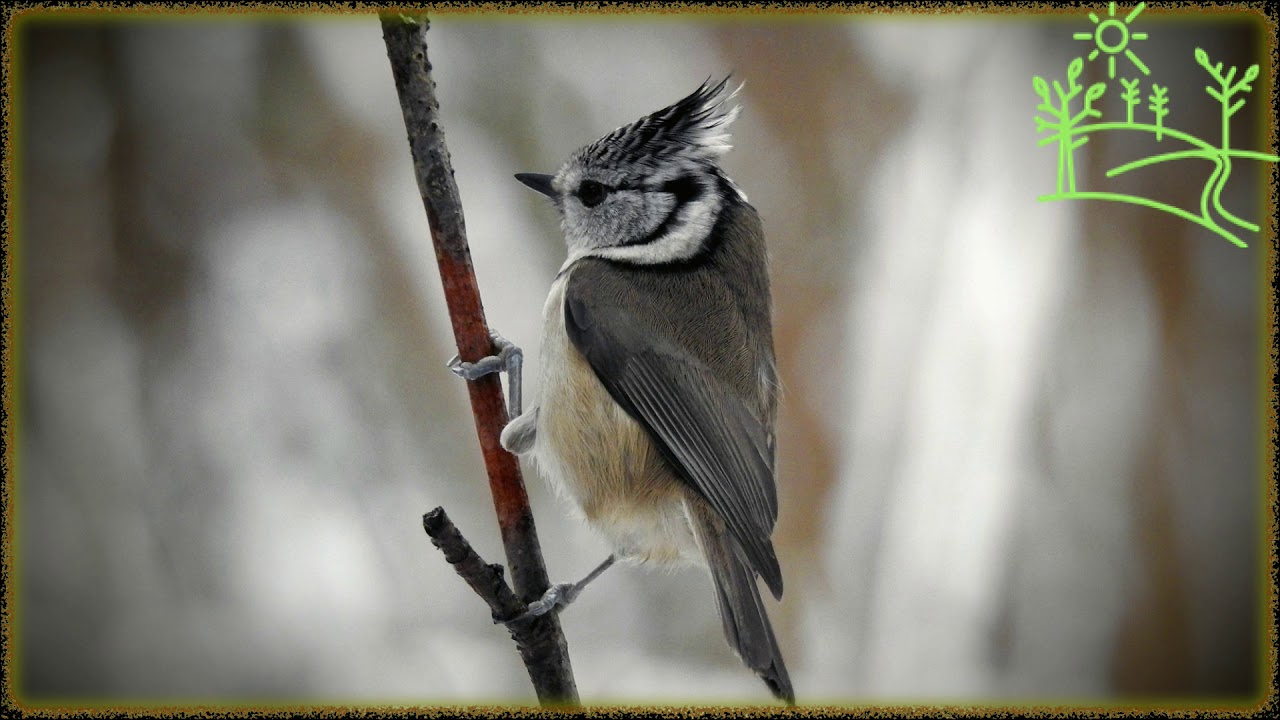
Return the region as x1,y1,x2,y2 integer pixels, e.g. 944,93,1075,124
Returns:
530,268,704,568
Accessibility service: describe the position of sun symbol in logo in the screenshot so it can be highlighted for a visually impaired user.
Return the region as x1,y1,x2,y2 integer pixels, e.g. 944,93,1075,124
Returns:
1074,2,1150,80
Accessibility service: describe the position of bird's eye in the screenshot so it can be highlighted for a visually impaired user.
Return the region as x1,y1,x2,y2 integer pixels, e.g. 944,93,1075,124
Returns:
577,180,609,208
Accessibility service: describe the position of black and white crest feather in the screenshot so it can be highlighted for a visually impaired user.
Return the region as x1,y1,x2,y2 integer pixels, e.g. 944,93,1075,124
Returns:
579,77,743,170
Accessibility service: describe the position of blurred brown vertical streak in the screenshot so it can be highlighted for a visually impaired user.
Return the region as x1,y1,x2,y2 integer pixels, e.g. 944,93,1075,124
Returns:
711,23,902,641
1076,25,1270,693
1074,45,1195,696
1097,140,1196,699
379,15,577,704
101,25,195,419
1112,25,1265,696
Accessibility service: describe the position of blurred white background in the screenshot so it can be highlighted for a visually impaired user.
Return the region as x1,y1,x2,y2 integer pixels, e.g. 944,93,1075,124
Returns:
7,8,1271,708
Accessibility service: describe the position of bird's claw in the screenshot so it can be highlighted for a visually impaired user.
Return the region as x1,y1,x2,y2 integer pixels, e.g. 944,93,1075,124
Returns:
498,582,578,625
447,331,522,381
447,330,525,420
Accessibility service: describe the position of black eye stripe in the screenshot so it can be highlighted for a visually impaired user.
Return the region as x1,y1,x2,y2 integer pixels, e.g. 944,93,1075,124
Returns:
660,176,702,204
576,176,703,210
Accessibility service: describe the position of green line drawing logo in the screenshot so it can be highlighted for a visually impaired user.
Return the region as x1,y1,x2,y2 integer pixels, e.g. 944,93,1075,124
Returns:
1075,2,1150,79
1034,2,1278,248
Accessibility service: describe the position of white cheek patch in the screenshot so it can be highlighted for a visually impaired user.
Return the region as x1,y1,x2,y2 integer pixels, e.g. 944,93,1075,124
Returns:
589,193,719,265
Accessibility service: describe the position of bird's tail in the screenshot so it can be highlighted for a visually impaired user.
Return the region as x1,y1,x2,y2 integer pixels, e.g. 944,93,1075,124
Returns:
703,525,794,704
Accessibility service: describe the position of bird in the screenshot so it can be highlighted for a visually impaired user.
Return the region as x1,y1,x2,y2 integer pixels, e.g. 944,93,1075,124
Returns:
450,77,792,704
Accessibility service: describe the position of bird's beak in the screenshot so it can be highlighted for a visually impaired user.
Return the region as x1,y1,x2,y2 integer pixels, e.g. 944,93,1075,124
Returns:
514,173,558,199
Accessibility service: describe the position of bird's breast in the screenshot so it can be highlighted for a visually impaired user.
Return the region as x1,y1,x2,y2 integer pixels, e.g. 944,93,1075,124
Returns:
531,272,703,567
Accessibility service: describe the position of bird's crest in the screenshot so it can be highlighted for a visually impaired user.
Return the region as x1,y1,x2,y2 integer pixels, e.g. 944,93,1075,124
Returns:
579,77,744,169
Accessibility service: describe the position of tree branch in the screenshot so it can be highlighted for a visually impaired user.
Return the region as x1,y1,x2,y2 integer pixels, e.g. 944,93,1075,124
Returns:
423,507,526,622
380,13,578,705
423,507,585,702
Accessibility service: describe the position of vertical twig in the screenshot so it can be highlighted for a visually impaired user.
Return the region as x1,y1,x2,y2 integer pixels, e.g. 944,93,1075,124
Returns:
379,13,578,705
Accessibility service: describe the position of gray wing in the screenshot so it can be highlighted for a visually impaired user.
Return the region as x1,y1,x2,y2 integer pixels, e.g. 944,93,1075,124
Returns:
564,276,783,599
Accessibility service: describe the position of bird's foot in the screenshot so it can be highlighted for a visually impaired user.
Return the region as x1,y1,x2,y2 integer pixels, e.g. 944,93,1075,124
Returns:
447,330,523,418
498,555,616,625
447,330,522,381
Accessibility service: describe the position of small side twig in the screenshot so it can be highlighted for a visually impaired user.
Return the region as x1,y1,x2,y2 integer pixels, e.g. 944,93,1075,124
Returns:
380,13,578,705
423,507,585,696
423,507,525,623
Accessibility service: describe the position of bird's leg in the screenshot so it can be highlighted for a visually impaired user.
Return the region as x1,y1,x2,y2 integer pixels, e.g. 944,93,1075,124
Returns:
502,555,617,624
447,330,523,420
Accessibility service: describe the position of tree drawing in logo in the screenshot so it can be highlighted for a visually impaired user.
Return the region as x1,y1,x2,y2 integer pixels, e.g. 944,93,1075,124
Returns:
1035,5,1278,248
1033,58,1106,195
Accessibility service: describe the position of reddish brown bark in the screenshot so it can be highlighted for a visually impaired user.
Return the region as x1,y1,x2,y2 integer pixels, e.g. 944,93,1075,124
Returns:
380,14,577,705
